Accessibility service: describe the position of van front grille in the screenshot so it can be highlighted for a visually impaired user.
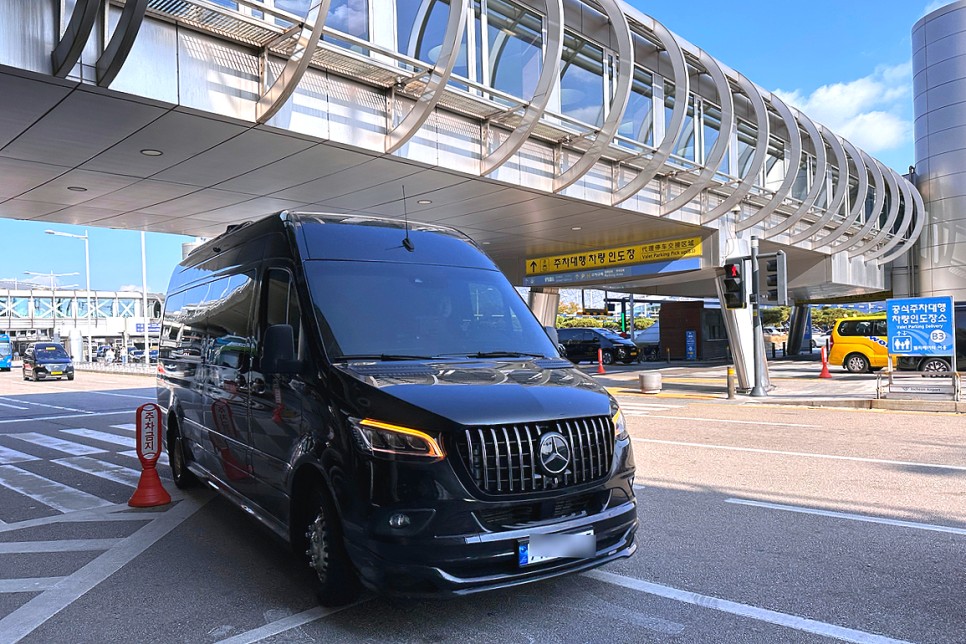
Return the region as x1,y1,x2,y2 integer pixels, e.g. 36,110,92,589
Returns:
454,416,614,495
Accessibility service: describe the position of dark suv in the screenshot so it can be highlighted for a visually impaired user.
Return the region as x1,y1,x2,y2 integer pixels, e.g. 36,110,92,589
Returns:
22,342,74,381
557,328,640,364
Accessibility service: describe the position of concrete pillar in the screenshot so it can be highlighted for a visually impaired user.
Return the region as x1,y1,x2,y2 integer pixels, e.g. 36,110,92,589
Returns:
528,287,560,328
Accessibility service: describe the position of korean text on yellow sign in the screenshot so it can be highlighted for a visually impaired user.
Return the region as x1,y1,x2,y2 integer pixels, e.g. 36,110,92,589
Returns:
525,237,703,276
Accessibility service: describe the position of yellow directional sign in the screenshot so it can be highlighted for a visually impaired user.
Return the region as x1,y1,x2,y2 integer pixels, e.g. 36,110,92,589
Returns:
525,236,703,276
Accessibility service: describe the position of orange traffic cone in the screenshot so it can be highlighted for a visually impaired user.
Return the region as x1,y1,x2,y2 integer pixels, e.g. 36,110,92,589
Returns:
819,346,832,379
597,348,606,374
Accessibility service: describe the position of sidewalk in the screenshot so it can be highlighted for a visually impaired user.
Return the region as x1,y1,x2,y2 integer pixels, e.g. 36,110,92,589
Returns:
584,355,965,413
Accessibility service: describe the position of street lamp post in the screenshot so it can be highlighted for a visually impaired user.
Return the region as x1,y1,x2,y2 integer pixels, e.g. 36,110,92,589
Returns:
45,229,93,362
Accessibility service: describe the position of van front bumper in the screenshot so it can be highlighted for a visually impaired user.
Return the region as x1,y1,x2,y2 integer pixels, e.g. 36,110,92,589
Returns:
344,498,637,596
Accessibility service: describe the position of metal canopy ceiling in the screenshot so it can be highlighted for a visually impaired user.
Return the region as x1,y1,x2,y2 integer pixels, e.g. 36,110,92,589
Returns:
0,68,703,286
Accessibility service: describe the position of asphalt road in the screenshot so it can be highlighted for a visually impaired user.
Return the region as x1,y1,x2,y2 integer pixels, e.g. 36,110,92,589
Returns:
0,371,962,643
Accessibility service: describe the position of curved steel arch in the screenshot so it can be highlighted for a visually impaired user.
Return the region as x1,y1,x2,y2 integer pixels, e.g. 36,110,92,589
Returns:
660,50,734,215
96,0,149,87
386,0,469,153
829,150,885,252
849,165,902,257
763,108,828,239
481,0,564,175
52,0,100,78
553,0,633,193
789,126,849,244
876,180,926,265
735,93,802,231
865,175,916,262
701,72,770,224
611,16,689,206
256,0,330,123
815,137,869,250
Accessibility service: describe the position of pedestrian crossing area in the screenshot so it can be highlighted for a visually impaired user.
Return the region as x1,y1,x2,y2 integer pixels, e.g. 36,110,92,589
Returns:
616,399,685,417
0,423,170,523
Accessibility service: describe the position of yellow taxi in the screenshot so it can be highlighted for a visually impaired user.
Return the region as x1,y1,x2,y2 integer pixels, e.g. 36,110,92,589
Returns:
828,314,888,373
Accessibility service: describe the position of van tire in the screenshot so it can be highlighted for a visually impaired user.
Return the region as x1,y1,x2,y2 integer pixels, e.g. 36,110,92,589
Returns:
844,353,870,374
304,485,359,606
920,357,951,373
601,351,614,366
168,420,199,489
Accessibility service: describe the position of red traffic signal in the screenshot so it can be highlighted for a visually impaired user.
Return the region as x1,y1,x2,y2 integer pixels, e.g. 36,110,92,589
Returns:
722,261,748,309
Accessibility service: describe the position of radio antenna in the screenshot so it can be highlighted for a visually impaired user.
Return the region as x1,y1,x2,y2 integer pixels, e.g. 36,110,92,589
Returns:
401,185,414,252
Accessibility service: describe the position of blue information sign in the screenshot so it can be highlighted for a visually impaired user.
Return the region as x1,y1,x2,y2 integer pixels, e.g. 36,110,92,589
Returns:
135,323,161,334
886,296,956,356
685,330,697,361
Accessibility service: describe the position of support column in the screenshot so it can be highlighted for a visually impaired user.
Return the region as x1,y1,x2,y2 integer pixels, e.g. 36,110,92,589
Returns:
528,287,560,328
787,304,810,355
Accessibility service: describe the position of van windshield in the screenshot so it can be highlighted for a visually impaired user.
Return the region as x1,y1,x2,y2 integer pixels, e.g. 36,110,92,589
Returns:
304,261,558,361
36,345,69,359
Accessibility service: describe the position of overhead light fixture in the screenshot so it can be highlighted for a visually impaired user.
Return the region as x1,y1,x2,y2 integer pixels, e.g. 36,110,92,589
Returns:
417,199,432,205
140,149,163,156
571,226,582,231
481,241,491,245
67,186,87,192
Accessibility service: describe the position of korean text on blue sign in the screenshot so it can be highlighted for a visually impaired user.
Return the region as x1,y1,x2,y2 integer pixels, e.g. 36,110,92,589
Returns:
886,296,956,356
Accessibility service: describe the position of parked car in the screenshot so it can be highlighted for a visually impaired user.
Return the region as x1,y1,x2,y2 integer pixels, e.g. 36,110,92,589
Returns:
808,327,830,349
557,327,640,364
22,342,74,381
828,314,888,373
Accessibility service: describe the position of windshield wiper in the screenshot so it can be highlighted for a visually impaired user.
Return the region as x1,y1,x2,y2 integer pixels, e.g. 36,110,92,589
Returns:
436,351,547,359
337,354,434,362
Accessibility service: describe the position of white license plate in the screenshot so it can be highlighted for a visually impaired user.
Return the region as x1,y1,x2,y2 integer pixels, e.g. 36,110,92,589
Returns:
518,529,595,566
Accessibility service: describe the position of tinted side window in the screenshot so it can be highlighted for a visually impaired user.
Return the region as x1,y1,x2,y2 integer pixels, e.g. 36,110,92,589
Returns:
259,268,302,365
557,329,576,341
207,274,256,368
838,320,872,336
872,320,887,336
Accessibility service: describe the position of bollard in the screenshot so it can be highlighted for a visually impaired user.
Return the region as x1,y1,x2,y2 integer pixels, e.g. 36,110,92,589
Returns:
726,366,736,399
129,402,171,507
770,343,776,359
665,347,671,364
782,341,787,358
639,372,662,394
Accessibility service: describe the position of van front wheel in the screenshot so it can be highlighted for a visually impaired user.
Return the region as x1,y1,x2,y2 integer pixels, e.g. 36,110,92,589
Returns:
844,353,870,374
304,486,359,606
168,422,199,489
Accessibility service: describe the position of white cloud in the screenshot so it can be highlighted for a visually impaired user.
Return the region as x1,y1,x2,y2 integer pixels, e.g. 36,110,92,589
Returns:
774,63,912,155
118,284,151,292
923,1,953,17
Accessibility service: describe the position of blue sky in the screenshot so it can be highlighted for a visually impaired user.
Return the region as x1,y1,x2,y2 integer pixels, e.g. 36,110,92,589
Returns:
0,0,947,291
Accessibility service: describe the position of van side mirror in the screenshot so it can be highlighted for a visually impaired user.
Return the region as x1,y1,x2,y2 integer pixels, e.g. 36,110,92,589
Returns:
262,324,301,374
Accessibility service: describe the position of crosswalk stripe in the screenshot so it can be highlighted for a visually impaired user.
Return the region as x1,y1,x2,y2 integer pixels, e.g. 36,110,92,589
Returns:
0,539,122,554
0,445,39,465
61,429,134,449
53,457,142,488
0,577,65,593
110,424,137,432
8,432,106,456
620,403,680,409
0,465,113,513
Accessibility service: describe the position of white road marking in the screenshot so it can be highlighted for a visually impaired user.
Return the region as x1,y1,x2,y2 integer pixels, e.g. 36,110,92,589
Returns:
0,539,122,554
0,397,91,413
110,423,137,432
53,457,142,488
640,415,820,428
61,428,134,449
0,465,113,513
0,578,65,594
0,504,153,534
0,495,210,642
726,498,966,536
0,445,39,465
585,570,912,644
633,438,966,471
0,401,29,410
9,432,106,456
215,601,368,644
0,411,129,425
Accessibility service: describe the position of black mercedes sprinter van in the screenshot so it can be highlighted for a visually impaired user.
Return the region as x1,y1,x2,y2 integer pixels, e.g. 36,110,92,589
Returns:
157,212,636,604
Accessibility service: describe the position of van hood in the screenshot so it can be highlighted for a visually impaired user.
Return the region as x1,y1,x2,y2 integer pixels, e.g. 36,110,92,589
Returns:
337,358,613,426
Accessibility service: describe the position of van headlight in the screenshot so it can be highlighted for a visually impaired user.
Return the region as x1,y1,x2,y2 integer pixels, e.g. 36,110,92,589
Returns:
612,409,628,440
349,418,445,460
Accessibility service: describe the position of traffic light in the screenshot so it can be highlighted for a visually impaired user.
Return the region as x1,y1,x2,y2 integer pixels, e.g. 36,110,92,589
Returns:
760,251,788,305
722,261,748,309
